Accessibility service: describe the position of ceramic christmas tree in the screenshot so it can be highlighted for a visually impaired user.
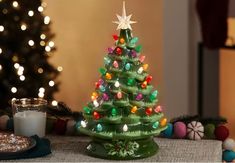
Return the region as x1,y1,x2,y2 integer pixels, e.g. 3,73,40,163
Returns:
78,2,167,160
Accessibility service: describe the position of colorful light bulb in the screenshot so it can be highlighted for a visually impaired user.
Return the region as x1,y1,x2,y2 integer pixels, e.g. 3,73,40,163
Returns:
141,81,147,89
116,47,122,55
93,111,100,120
112,34,119,40
130,37,138,44
135,45,142,53
131,51,137,58
81,121,87,128
108,47,114,53
93,100,99,107
114,81,120,88
137,67,144,74
111,108,117,116
127,78,134,86
99,85,106,92
83,107,91,114
160,118,167,127
96,124,103,132
131,106,137,113
99,68,106,75
123,124,128,132
102,93,109,101
104,56,111,65
139,55,146,63
152,121,159,129
143,64,148,71
105,73,112,80
125,63,131,71
146,75,153,83
154,105,162,113
135,93,143,101
119,38,125,44
113,60,119,68
98,79,104,85
95,82,100,89
145,107,153,115
117,92,122,99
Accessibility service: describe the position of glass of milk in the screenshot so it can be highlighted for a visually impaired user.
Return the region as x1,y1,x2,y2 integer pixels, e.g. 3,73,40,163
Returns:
12,98,47,137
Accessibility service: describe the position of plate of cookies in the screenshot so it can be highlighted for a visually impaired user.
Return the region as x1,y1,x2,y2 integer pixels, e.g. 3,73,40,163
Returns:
0,133,36,157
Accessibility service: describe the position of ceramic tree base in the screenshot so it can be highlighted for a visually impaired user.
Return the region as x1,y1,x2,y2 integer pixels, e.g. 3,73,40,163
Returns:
86,137,159,160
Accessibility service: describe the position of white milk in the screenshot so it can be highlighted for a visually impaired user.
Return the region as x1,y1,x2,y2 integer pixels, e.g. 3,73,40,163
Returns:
14,110,46,137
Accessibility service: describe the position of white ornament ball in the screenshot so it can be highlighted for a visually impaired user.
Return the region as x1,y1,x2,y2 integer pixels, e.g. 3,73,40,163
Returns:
66,119,76,135
223,138,235,150
0,115,10,130
187,121,204,140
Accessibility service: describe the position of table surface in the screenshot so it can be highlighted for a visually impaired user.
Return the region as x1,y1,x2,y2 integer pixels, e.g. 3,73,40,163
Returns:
5,136,222,162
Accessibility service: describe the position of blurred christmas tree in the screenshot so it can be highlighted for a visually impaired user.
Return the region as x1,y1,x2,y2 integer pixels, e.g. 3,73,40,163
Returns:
0,0,61,111
78,2,167,160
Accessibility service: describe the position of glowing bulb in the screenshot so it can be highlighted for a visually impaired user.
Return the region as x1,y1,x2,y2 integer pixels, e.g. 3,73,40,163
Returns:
0,65,2,70
38,68,43,73
39,87,45,93
45,46,51,52
40,41,45,46
11,87,17,93
123,124,128,132
57,66,63,72
28,10,34,17
20,24,27,30
12,1,19,8
0,25,4,32
49,80,55,87
18,66,24,72
51,100,58,106
44,16,50,24
19,75,25,81
0,48,2,54
28,40,34,46
38,6,43,12
48,41,54,47
38,92,44,98
40,34,46,39
42,2,47,7
80,120,86,128
14,63,20,69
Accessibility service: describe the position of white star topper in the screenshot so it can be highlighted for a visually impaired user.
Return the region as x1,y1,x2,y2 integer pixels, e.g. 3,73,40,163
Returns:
113,1,137,30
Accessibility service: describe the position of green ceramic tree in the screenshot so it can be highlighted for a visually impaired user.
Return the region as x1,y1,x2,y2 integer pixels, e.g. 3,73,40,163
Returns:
78,2,167,160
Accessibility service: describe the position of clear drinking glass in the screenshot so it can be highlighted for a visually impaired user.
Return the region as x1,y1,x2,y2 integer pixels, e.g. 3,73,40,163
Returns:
12,98,47,137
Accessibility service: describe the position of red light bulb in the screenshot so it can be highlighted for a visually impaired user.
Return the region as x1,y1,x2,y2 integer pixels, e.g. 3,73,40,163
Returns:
116,47,122,55
112,34,119,41
93,111,100,120
145,107,153,115
146,75,153,83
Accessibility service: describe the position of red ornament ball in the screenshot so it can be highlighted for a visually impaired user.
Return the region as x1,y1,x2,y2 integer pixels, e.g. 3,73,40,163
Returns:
93,111,100,120
145,107,153,115
174,121,187,139
54,119,68,135
215,125,229,141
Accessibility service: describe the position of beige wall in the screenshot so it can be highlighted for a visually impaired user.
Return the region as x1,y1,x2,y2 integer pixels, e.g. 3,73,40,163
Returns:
220,49,235,138
45,0,164,112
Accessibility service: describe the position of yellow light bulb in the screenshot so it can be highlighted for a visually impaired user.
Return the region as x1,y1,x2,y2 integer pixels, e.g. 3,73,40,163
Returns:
143,64,149,71
38,68,44,73
57,66,63,72
28,10,34,17
12,1,19,8
21,23,27,30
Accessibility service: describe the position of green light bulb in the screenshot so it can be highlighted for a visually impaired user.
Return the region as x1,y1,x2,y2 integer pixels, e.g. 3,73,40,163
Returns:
127,78,134,86
111,108,117,116
83,107,90,114
99,68,106,75
152,121,159,129
135,45,142,53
